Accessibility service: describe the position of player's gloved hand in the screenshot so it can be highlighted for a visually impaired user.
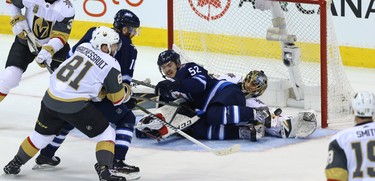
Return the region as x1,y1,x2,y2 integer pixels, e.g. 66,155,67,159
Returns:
155,79,178,101
122,83,133,103
124,98,137,109
34,46,54,68
10,15,29,39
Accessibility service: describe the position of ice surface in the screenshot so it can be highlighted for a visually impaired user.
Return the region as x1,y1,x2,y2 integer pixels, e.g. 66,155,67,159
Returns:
1,34,375,181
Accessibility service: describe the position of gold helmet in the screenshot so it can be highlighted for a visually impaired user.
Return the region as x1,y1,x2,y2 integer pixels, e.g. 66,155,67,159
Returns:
242,70,268,98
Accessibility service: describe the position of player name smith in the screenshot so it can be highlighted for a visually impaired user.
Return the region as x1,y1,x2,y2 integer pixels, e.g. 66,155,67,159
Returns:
76,46,108,69
356,128,375,138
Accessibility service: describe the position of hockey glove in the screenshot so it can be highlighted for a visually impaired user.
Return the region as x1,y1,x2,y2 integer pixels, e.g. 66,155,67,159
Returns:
122,83,133,104
34,46,54,68
10,15,29,39
136,113,168,140
155,79,179,101
124,98,137,109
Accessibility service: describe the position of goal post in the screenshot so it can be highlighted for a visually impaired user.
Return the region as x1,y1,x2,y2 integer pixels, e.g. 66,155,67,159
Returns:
167,0,354,128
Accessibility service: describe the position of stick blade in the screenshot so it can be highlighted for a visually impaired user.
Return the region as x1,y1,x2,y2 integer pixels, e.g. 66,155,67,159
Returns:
213,144,241,156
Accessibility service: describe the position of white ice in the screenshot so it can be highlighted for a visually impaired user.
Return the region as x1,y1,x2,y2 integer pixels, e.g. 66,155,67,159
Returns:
1,34,375,181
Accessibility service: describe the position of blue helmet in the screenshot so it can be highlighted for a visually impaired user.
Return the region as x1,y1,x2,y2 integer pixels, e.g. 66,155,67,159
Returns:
113,9,140,30
157,50,181,67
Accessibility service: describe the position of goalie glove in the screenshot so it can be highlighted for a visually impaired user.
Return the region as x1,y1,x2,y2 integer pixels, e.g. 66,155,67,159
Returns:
10,14,29,39
136,113,168,140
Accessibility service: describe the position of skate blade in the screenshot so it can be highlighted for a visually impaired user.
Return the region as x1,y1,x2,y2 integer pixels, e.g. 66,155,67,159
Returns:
113,171,141,180
32,164,57,170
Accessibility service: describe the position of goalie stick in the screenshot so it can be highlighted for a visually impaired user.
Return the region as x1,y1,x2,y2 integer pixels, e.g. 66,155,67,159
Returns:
23,30,53,74
135,104,241,156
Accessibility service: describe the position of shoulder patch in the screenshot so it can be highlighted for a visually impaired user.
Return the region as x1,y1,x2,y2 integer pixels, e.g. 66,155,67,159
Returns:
59,0,75,17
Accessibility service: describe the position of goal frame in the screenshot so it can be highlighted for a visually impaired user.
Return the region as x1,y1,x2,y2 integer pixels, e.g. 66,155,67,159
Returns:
167,0,330,128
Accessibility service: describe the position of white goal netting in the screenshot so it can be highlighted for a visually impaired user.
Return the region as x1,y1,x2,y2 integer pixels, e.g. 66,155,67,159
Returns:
170,0,354,125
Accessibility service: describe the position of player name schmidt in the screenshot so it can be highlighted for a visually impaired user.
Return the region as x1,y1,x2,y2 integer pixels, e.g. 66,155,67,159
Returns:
76,46,108,69
356,128,375,138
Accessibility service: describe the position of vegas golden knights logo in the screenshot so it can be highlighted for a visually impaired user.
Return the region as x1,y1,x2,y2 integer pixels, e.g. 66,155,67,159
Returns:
32,16,53,40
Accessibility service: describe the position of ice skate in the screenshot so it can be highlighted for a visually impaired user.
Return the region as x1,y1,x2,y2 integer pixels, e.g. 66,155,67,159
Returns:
32,154,61,170
3,155,23,175
112,160,141,180
94,163,127,181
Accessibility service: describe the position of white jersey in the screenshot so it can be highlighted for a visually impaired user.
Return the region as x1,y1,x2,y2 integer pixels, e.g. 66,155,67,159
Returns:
43,43,125,113
326,121,375,181
6,0,74,46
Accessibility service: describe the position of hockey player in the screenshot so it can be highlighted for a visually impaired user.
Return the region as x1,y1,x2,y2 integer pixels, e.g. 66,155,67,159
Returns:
325,91,375,181
34,9,140,178
0,0,75,101
3,26,129,180
139,49,271,141
137,69,317,140
217,70,317,139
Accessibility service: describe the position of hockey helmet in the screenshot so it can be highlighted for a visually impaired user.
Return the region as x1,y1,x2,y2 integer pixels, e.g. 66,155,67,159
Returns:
351,91,375,117
91,26,121,55
157,50,181,67
242,70,268,97
114,9,140,30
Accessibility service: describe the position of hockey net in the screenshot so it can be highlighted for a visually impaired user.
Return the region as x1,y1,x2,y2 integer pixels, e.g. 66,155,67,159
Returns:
168,0,354,127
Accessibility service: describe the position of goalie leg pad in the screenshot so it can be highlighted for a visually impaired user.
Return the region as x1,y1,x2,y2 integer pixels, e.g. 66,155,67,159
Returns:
294,111,317,138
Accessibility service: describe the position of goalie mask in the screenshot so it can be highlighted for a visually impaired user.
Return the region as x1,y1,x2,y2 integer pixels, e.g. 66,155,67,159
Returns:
242,70,268,98
157,50,181,78
351,91,375,117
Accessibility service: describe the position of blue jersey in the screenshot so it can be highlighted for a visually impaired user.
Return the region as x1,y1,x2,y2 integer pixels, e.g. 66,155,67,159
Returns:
70,27,137,84
174,62,233,115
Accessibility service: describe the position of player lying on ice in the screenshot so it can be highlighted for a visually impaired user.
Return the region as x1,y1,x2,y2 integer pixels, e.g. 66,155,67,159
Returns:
135,50,317,141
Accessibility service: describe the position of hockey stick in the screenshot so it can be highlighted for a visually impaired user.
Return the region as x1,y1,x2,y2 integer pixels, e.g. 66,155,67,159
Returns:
132,79,156,89
132,94,180,107
135,104,241,156
132,94,197,117
23,30,53,73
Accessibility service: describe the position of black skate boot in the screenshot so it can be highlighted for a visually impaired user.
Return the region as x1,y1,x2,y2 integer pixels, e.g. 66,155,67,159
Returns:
32,154,60,170
112,160,141,180
113,160,140,173
3,155,23,175
94,163,127,181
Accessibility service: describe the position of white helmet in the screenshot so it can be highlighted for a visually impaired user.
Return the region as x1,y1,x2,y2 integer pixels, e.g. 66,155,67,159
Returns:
351,91,375,117
91,26,121,55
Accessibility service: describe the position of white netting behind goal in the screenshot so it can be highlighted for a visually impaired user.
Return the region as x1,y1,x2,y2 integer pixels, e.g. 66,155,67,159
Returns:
170,0,354,125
